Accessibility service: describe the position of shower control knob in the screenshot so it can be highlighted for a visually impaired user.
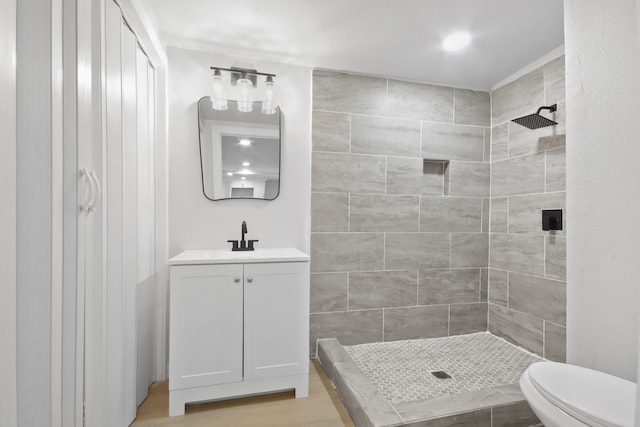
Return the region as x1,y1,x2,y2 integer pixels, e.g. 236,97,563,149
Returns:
233,276,240,283
246,276,253,283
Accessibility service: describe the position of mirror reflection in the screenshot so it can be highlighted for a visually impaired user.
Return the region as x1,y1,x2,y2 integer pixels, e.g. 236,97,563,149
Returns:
198,97,281,200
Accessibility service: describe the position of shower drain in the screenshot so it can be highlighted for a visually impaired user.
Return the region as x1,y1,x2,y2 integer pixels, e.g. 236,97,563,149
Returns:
430,370,452,379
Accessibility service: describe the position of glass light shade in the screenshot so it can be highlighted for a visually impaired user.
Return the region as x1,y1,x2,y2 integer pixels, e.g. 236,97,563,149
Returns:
236,78,253,112
210,73,228,110
261,78,277,114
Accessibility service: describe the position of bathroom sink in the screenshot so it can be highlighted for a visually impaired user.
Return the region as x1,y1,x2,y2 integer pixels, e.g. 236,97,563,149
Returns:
169,248,309,265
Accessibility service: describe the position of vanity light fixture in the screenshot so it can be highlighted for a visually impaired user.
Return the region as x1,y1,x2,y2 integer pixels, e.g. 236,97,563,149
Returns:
209,66,278,114
210,69,228,110
442,32,472,52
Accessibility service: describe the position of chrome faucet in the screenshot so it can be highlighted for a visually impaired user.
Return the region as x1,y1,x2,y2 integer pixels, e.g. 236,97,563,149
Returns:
227,220,258,251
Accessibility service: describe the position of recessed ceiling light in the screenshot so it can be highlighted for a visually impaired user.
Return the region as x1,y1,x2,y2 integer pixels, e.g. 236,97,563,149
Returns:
226,172,233,176
242,161,250,167
241,177,246,180
239,139,252,146
442,32,472,52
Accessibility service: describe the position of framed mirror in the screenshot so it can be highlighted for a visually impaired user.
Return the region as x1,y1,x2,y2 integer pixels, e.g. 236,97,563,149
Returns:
198,96,281,200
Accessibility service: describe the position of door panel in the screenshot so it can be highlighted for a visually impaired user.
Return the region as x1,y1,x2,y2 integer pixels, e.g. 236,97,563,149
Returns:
243,262,309,380
169,265,244,390
104,1,124,426
135,45,154,406
120,20,138,425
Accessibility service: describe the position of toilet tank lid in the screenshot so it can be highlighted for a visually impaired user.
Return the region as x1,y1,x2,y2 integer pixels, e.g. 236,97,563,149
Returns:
528,362,635,427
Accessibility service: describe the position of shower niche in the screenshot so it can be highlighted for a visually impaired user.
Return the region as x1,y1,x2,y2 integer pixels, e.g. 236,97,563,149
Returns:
423,159,450,196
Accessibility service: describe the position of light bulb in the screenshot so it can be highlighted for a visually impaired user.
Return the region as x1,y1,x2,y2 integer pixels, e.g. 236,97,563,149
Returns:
242,162,250,167
261,76,277,114
237,76,253,112
210,69,228,110
442,32,472,52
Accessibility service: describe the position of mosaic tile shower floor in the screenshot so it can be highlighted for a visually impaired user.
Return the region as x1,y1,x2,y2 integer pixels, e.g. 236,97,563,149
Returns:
344,332,542,404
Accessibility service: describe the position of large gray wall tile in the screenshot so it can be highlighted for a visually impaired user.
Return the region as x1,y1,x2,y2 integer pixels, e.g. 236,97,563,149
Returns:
419,268,481,305
451,233,489,268
349,270,417,309
492,67,544,125
509,272,566,325
546,146,566,192
312,110,350,153
508,120,565,159
480,268,488,302
489,304,543,356
544,55,566,106
491,401,541,427
311,232,384,273
311,273,348,313
312,152,385,193
450,303,488,335
490,234,544,276
388,80,453,122
420,197,482,232
489,269,508,307
386,157,443,195
313,70,387,115
383,305,449,341
448,162,490,197
491,124,508,162
508,192,566,235
546,236,566,280
311,192,349,232
491,152,545,197
544,322,567,362
490,197,508,233
422,122,484,161
310,310,383,353
454,89,490,126
351,115,421,157
350,194,419,232
385,233,450,270
483,128,490,162
481,198,490,232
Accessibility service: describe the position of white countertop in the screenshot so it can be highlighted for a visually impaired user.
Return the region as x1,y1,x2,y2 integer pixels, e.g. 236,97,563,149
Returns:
169,248,309,265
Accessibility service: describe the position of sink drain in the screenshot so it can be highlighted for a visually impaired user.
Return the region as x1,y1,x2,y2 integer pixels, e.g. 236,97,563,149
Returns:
430,370,452,379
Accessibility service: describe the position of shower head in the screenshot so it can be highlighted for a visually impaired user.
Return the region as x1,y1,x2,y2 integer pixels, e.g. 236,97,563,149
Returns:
511,104,558,129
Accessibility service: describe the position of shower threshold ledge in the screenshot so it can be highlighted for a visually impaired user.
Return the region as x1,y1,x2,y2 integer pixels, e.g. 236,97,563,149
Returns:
317,332,543,427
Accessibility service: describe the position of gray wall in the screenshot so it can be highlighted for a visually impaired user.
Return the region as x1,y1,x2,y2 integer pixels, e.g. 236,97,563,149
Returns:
488,56,567,361
310,70,491,355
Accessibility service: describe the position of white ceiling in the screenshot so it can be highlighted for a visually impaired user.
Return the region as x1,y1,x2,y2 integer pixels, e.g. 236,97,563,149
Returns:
143,0,564,90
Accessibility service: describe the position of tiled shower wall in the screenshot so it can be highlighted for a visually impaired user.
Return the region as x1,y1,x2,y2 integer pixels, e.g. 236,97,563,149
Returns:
488,55,567,361
309,70,491,355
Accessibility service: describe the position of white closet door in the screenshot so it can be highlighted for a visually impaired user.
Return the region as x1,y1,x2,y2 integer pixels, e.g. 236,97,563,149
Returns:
104,1,124,425
121,21,138,425
136,45,153,406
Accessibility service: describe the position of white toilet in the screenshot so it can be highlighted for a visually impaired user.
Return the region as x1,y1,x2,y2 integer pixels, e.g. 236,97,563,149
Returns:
520,362,635,427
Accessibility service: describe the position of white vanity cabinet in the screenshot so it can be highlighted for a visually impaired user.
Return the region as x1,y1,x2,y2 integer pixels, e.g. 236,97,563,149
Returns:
168,249,310,416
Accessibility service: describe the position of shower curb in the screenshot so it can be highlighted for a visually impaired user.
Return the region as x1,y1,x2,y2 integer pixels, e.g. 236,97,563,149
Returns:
316,337,543,427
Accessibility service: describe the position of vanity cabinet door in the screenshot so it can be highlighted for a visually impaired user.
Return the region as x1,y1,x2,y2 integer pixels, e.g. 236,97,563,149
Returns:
243,262,310,380
169,264,244,390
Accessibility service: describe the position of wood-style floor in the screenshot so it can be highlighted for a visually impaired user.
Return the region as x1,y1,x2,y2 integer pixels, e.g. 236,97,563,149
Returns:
131,361,355,426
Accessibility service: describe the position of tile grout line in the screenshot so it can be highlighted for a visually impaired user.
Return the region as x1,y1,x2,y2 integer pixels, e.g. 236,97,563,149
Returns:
346,272,350,311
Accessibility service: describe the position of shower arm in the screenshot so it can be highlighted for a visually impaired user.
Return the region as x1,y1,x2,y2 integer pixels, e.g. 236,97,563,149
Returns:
536,105,558,114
